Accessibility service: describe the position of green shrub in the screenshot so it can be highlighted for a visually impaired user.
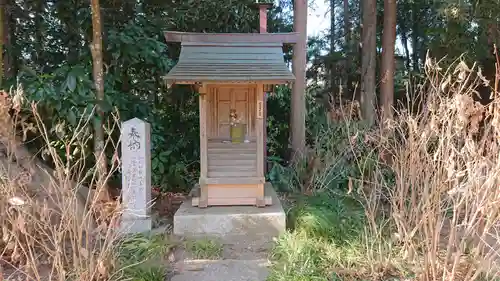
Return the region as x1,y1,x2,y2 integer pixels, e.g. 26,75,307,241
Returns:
287,191,365,243
185,238,223,259
118,233,175,281
268,113,377,194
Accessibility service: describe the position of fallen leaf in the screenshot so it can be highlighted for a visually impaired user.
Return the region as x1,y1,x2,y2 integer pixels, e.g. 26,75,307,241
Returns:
97,260,107,276
80,247,89,259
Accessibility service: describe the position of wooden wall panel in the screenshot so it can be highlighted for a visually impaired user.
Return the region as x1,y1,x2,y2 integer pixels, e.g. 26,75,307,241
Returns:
207,87,215,138
218,88,231,101
234,89,248,131
248,87,256,137
208,184,257,199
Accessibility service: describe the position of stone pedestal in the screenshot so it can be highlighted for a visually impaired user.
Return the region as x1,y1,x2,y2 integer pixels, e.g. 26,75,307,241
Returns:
119,217,153,234
174,183,285,242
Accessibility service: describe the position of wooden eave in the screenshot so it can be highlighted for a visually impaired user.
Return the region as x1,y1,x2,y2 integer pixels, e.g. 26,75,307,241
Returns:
164,42,295,85
167,80,291,85
164,31,300,44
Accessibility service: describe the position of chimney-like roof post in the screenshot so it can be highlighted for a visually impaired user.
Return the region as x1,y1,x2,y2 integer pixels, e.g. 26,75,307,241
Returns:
254,2,274,34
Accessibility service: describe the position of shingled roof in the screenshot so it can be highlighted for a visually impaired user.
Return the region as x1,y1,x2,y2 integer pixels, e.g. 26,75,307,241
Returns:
164,42,295,84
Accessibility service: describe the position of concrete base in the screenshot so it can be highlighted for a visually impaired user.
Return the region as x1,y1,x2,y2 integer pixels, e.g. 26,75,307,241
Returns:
171,259,270,281
119,216,152,235
174,183,285,239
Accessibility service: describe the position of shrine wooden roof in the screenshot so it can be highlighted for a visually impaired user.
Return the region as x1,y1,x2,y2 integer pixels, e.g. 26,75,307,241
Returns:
164,42,295,84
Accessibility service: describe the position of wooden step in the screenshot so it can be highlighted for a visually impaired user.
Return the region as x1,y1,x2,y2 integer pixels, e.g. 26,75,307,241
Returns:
208,152,256,160
204,177,265,185
208,159,256,166
208,147,257,154
208,165,256,173
207,170,257,178
207,142,257,149
207,143,257,154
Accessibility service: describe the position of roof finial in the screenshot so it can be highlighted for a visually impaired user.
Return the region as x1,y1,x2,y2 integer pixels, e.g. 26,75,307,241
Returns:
253,1,274,33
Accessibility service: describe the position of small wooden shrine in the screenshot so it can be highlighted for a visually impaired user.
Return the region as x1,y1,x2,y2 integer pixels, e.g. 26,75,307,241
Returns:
164,3,298,208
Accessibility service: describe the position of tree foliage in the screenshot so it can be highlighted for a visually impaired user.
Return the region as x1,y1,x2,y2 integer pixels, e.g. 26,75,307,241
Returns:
4,0,500,192
2,0,296,191
308,0,500,108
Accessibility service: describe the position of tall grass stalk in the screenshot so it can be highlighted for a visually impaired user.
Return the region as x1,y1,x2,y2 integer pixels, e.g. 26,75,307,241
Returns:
270,57,500,281
373,57,500,280
0,86,125,280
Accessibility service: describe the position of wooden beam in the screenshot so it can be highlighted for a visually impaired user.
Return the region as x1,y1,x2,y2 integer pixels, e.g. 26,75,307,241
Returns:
198,83,207,94
256,85,264,178
263,88,268,174
164,31,300,44
263,84,275,92
198,177,208,208
256,2,273,33
199,95,208,178
192,196,272,207
256,84,265,207
198,94,208,208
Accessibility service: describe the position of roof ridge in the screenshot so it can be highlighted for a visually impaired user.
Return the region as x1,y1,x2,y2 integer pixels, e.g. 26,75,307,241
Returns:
181,42,284,47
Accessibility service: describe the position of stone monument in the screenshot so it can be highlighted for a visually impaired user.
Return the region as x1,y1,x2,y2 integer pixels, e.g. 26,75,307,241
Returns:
120,117,152,234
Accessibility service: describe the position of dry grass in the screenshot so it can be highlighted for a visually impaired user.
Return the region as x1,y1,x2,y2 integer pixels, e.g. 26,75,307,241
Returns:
0,86,125,281
270,56,500,281
369,56,500,280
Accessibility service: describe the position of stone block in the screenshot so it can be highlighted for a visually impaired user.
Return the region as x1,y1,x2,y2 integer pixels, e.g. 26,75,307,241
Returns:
174,183,285,241
119,216,153,235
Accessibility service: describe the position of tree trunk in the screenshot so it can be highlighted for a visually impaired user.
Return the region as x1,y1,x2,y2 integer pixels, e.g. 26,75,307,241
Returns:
34,0,43,69
360,0,377,125
411,4,420,73
343,0,350,98
291,0,307,162
400,27,411,71
329,0,335,91
0,0,4,88
380,0,396,122
90,0,110,201
4,0,14,80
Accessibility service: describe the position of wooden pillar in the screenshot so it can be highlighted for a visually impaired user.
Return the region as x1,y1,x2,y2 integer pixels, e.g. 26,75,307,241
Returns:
255,2,273,34
259,8,267,33
198,85,208,208
256,83,265,207
256,2,272,173
263,90,268,173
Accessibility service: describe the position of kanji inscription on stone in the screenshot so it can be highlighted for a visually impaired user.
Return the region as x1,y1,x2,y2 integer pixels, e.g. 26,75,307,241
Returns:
120,118,152,234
